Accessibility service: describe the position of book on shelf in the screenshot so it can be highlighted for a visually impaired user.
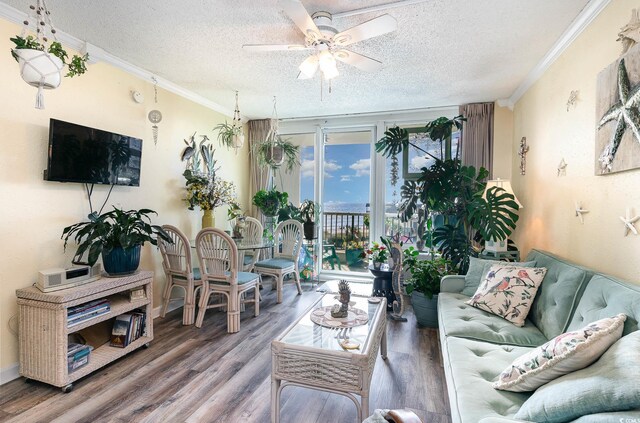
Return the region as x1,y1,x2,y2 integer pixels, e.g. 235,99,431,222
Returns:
110,309,146,348
67,299,111,328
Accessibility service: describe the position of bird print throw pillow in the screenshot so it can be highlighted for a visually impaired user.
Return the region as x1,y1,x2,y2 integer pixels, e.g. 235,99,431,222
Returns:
494,314,626,392
466,265,547,326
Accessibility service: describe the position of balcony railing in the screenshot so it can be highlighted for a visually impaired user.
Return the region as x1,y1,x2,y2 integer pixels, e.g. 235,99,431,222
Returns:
322,212,369,248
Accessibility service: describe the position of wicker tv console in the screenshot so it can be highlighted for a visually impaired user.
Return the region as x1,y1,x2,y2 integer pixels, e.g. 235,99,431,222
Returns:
15,271,154,392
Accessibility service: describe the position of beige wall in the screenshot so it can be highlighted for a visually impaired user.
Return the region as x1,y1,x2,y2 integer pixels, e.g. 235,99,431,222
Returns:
0,18,250,369
511,0,640,283
493,103,514,180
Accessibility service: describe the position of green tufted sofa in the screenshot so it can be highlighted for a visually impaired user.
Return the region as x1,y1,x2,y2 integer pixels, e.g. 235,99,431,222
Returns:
437,249,640,423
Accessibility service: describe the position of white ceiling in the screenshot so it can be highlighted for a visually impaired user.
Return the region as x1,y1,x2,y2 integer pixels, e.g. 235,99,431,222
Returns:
1,0,590,119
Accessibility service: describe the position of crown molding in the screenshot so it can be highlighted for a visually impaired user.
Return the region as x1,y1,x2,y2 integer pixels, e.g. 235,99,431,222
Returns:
0,3,236,118
506,0,611,109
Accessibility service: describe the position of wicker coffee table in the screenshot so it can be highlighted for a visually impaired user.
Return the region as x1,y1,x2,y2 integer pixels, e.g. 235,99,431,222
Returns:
271,294,387,423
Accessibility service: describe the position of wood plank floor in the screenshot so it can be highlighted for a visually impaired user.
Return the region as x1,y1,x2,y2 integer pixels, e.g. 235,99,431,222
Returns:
0,280,452,423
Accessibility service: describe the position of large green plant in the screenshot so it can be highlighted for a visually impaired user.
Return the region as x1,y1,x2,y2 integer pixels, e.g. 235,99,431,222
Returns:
61,208,171,266
375,116,519,273
252,189,288,217
403,248,454,299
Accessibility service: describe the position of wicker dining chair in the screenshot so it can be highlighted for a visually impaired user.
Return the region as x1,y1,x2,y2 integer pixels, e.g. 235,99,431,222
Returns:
158,225,203,325
253,219,303,304
242,216,264,272
194,228,260,333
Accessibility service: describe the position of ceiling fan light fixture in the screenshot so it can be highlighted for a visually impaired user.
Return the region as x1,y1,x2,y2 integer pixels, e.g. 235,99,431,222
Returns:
321,60,339,80
299,55,319,78
318,49,339,80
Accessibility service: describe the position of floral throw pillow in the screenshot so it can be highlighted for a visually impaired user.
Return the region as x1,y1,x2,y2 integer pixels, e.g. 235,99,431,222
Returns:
494,314,626,392
466,265,547,326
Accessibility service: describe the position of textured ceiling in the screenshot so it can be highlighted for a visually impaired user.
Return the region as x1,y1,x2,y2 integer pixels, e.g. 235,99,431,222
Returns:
1,0,589,118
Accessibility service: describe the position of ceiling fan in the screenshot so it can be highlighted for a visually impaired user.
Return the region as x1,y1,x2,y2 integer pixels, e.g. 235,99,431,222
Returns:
243,0,398,80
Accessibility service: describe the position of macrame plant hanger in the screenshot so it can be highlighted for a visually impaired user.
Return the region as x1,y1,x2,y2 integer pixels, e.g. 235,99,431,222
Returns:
231,90,244,154
18,0,64,109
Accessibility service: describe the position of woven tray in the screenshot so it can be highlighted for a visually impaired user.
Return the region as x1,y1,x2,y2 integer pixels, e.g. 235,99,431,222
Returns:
310,306,369,328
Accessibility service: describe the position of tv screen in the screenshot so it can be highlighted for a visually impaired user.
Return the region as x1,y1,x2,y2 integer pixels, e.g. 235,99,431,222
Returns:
45,119,142,186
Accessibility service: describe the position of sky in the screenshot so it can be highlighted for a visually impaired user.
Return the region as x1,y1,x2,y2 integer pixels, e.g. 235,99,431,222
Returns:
300,144,371,209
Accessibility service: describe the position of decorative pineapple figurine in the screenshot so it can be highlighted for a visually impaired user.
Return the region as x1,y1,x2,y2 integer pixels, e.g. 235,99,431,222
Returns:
331,280,351,318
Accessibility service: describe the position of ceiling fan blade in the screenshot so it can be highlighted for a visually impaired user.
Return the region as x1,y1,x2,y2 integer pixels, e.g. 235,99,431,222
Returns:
333,14,397,46
242,44,309,51
334,49,383,72
281,0,321,38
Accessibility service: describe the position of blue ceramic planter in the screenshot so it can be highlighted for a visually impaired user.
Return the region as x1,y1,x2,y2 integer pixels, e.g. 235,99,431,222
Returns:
102,245,141,276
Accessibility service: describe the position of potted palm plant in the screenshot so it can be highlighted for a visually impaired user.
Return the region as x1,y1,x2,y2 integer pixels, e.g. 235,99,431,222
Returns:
62,208,171,276
299,199,321,240
403,247,454,327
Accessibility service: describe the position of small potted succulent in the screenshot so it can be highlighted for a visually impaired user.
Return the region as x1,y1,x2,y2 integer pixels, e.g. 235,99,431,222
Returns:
62,208,171,276
299,199,321,240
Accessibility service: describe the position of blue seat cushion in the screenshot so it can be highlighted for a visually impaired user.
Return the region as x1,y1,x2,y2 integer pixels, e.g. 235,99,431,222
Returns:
174,267,201,280
255,258,295,270
209,271,259,285
243,255,254,266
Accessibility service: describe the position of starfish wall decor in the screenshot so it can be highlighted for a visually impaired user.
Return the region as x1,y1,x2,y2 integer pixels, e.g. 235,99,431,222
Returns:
617,9,640,55
575,202,589,224
557,158,567,176
619,208,639,236
597,58,640,173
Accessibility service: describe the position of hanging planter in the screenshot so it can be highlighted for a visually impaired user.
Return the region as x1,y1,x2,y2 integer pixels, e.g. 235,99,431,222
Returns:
213,91,245,154
14,48,63,90
10,1,89,109
253,96,300,172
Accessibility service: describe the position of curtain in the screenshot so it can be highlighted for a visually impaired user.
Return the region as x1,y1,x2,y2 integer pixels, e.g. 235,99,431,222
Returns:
459,102,494,177
248,119,272,221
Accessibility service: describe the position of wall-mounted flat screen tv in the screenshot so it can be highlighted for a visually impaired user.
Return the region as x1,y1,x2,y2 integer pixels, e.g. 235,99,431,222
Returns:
44,119,142,186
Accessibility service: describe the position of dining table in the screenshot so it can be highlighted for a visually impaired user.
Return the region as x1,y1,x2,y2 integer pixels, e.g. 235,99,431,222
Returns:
190,236,275,270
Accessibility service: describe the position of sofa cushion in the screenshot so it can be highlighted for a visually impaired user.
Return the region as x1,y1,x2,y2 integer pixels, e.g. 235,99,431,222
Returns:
467,265,547,327
567,274,640,336
439,293,547,347
515,331,640,423
462,257,537,297
442,336,533,423
493,314,626,392
525,250,594,339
